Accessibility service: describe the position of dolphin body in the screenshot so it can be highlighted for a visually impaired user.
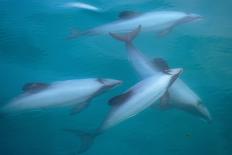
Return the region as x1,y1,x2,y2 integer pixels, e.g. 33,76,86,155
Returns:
109,26,211,122
65,62,182,154
1,78,122,114
69,10,202,38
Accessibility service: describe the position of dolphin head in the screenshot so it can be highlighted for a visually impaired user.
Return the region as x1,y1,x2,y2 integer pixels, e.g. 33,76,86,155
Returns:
97,78,122,90
182,13,203,23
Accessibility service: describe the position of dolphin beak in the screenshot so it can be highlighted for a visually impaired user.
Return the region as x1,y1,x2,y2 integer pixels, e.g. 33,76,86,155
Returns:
195,15,204,20
112,80,123,87
192,14,204,21
100,79,123,88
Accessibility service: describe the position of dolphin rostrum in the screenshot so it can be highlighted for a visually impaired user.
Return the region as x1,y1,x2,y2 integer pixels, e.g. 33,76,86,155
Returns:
109,25,211,122
1,78,122,115
65,62,182,154
68,10,202,39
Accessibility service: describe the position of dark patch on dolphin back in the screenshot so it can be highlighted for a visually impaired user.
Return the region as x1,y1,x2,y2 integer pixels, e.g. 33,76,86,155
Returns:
22,82,49,94
118,10,141,20
108,90,134,106
96,78,105,84
152,58,170,74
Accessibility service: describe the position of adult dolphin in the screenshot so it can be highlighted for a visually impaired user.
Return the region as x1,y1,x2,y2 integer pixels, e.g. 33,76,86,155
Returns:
1,78,122,115
65,63,182,154
68,10,202,38
109,26,211,122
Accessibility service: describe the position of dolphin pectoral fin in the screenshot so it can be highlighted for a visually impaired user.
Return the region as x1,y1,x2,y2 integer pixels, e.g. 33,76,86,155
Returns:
157,26,174,37
70,102,90,115
118,11,142,19
159,92,172,109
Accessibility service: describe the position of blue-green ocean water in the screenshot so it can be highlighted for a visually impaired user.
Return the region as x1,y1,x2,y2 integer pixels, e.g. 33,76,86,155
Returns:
0,0,232,155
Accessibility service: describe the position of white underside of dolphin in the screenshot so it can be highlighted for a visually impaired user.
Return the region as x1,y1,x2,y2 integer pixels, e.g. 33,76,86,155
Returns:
109,26,211,122
68,10,202,39
1,78,122,115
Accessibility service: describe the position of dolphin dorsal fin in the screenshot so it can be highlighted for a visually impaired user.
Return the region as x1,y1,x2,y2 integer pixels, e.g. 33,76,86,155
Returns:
118,11,141,19
108,90,134,106
22,82,49,93
152,58,170,74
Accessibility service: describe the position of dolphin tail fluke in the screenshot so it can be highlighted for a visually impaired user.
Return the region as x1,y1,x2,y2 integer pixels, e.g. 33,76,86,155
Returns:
64,129,99,154
109,25,141,43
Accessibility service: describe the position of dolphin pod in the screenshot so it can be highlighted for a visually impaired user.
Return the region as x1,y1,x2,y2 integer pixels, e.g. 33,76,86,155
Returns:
1,8,210,155
109,26,211,122
68,10,202,39
65,62,182,154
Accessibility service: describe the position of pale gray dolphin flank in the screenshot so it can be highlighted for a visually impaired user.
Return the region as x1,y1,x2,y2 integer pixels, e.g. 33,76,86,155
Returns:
68,10,202,39
109,26,211,122
65,62,182,154
1,78,122,114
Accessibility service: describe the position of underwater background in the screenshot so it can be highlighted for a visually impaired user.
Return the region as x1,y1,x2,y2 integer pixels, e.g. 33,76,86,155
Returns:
0,0,232,155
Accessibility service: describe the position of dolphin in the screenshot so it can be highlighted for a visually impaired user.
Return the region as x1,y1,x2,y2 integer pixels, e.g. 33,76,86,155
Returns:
68,10,202,39
1,78,122,114
63,2,102,12
109,26,211,122
65,63,182,154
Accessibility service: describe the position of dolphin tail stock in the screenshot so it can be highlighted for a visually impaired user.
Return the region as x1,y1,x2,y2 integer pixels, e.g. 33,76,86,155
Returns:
109,25,142,44
66,28,93,39
64,128,99,154
66,28,83,40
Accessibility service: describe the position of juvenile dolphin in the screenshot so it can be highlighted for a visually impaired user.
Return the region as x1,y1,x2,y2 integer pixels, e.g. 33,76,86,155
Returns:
68,10,202,39
1,78,122,114
109,26,211,122
65,64,182,154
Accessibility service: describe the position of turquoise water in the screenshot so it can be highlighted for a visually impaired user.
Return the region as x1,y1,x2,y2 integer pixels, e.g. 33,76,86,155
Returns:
0,0,232,155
